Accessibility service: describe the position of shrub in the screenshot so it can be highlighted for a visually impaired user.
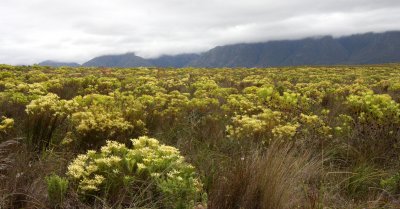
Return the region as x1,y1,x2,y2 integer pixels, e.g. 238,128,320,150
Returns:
222,94,261,115
296,113,332,149
226,108,282,143
271,123,299,141
65,94,147,149
67,136,206,208
70,107,133,149
46,78,83,99
45,174,69,207
346,92,400,125
25,93,78,151
380,172,400,194
0,116,14,133
345,92,400,158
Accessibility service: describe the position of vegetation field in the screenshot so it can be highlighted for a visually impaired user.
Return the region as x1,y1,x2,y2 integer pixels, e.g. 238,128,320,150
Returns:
1,64,400,208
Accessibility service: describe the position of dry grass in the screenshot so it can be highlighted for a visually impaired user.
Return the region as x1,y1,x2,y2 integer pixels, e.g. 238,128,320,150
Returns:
208,142,322,209
0,139,72,209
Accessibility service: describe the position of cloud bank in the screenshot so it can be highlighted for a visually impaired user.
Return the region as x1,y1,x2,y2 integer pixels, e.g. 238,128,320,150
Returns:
1,0,400,64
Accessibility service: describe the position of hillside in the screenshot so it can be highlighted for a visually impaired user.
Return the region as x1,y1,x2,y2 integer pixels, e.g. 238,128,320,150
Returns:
190,31,400,67
41,31,400,68
38,60,80,67
82,53,152,67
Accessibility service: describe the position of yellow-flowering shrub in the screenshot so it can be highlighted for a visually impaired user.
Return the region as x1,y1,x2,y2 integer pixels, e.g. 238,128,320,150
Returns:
222,94,262,115
0,116,14,131
189,97,220,113
333,114,354,137
295,81,339,106
46,78,83,99
96,77,121,94
25,93,78,151
250,86,310,113
296,113,332,148
73,94,114,108
0,82,49,117
276,91,310,112
187,97,225,141
138,91,190,129
114,93,148,135
336,84,373,97
241,75,273,87
135,82,167,96
67,136,206,208
159,77,189,92
226,108,282,142
345,92,400,157
69,94,147,146
346,92,400,125
192,79,219,92
272,123,299,141
70,107,133,148
0,116,14,137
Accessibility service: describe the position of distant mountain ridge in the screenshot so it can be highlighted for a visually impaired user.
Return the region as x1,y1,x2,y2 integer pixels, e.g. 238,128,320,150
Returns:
39,31,400,68
82,53,152,67
39,60,80,67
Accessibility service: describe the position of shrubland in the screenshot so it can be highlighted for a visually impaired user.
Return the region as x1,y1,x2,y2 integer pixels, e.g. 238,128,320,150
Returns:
1,64,400,208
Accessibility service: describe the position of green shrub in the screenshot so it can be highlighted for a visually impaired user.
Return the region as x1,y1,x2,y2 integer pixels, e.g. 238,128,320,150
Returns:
346,92,400,125
381,172,400,194
45,174,69,207
226,108,282,143
0,116,14,133
67,136,206,208
70,107,133,148
25,93,78,151
296,113,332,149
345,92,400,158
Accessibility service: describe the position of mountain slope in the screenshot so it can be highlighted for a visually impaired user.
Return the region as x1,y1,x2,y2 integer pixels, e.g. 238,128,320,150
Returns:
43,31,400,68
39,60,80,67
189,31,400,67
148,53,200,68
82,53,152,67
339,31,400,64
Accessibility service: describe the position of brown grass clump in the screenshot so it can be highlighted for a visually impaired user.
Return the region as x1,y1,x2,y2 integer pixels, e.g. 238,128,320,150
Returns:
209,142,321,209
0,139,72,209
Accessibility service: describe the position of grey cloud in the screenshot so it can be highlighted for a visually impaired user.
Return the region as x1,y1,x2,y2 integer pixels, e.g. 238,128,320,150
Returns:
0,0,399,64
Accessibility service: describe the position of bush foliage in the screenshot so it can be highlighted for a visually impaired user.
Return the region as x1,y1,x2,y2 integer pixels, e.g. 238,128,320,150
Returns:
1,64,400,208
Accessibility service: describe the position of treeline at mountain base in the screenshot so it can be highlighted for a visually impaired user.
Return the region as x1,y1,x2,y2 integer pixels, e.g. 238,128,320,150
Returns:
1,64,400,208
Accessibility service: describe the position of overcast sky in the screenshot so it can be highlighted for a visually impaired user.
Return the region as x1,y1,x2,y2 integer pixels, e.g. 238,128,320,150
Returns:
1,0,400,65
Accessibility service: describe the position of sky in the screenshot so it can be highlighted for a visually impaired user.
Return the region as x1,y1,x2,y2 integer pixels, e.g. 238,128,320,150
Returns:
1,0,400,65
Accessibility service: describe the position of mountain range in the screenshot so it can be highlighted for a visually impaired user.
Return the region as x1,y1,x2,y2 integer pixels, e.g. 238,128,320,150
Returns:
39,31,400,68
38,60,80,67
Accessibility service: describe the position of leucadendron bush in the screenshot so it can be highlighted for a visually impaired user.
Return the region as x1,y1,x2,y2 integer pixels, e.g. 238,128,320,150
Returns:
1,64,400,208
67,136,206,208
0,116,14,140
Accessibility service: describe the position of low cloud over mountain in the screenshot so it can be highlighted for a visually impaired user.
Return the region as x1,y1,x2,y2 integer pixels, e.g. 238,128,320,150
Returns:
39,31,400,68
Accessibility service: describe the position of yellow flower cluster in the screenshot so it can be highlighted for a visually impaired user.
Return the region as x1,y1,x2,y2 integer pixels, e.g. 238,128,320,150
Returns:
66,136,205,207
25,93,78,117
0,116,14,133
272,123,299,141
71,109,132,136
298,113,333,141
227,108,282,141
347,92,400,124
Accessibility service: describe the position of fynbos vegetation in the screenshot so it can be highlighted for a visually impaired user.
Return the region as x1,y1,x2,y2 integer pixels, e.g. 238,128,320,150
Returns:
1,64,400,208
